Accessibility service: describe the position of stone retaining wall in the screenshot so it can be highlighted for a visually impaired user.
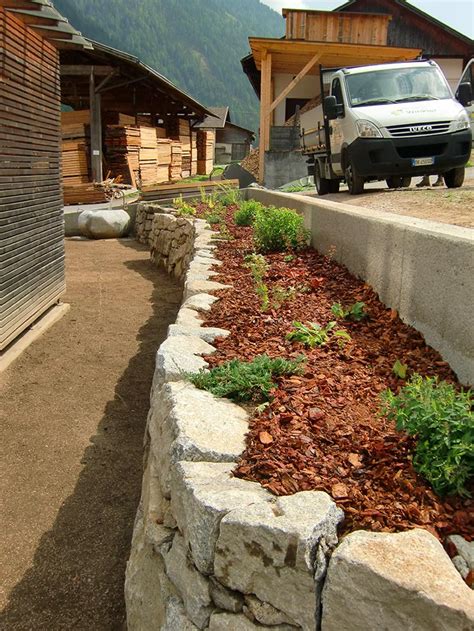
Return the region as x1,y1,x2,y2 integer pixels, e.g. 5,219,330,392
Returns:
135,202,160,245
125,209,474,630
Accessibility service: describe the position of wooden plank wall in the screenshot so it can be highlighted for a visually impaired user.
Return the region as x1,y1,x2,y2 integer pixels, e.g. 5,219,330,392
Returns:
0,8,65,350
285,10,390,46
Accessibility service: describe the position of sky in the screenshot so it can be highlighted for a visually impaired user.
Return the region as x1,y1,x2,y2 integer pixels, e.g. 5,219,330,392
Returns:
260,0,474,40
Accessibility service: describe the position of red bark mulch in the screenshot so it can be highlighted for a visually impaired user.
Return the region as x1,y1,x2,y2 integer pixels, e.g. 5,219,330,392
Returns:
195,205,473,543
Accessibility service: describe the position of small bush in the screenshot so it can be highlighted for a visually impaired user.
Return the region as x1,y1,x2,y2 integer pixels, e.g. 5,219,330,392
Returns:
253,206,310,253
244,253,270,311
287,321,351,349
331,301,368,322
188,354,305,402
173,195,195,216
234,199,264,226
381,374,474,497
218,184,242,207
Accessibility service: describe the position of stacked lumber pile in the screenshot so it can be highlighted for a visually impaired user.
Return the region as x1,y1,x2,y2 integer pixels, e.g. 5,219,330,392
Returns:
197,130,215,175
61,110,90,186
170,141,182,180
139,127,159,186
168,118,191,178
105,125,140,186
63,183,108,206
157,138,172,183
191,131,198,176
104,112,136,126
241,148,259,179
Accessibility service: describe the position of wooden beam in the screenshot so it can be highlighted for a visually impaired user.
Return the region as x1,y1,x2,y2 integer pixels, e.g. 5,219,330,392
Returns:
89,70,103,183
270,52,322,113
60,65,114,76
259,50,272,184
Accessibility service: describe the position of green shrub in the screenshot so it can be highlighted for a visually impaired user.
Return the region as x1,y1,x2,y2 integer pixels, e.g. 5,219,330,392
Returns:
253,206,310,253
188,354,305,402
331,301,368,322
287,321,351,349
173,194,195,216
234,199,264,226
217,184,242,207
381,374,474,497
244,253,269,311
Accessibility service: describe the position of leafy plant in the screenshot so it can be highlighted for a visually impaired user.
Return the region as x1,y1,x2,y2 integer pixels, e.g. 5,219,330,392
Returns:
253,206,310,253
284,254,295,263
331,301,368,322
392,359,408,379
217,224,234,241
270,285,296,310
234,199,264,226
188,354,306,402
173,194,195,216
287,321,351,349
244,253,270,311
381,374,474,497
218,184,242,207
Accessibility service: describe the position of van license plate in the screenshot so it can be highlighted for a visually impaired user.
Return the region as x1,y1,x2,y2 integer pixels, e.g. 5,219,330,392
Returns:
412,157,435,166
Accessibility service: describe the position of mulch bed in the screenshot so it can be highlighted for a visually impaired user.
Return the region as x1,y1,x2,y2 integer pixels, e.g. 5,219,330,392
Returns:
194,204,473,543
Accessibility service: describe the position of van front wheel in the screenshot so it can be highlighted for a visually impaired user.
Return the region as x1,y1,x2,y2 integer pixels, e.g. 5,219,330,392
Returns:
345,161,364,195
444,167,464,188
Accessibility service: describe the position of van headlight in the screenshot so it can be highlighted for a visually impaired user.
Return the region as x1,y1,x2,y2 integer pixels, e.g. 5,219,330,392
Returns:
453,111,470,131
356,120,382,138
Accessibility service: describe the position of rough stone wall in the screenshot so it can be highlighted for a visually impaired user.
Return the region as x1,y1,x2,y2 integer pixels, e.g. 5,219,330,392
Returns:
149,212,195,282
125,213,474,630
135,203,160,245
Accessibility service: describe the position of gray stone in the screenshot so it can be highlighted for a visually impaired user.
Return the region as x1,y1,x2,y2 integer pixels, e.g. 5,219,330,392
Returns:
184,279,231,301
244,595,298,627
176,307,204,327
214,491,344,630
152,335,214,393
322,529,474,631
186,267,220,280
447,535,474,570
78,208,130,239
150,383,249,496
208,612,295,630
171,461,271,574
162,597,199,631
182,293,219,312
167,323,230,343
125,513,177,631
164,534,214,628
193,255,222,267
452,555,470,580
209,577,244,613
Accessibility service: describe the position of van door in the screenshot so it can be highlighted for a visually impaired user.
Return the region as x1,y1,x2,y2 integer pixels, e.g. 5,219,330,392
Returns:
330,77,345,174
456,58,474,136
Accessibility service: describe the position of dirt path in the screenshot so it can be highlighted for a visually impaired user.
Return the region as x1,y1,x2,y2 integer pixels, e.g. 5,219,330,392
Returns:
0,239,181,630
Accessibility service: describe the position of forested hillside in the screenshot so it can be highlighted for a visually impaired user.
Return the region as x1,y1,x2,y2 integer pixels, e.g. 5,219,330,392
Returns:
54,0,284,131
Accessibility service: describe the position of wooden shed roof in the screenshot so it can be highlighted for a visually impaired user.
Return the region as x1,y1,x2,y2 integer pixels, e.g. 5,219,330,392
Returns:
0,0,92,49
249,37,421,75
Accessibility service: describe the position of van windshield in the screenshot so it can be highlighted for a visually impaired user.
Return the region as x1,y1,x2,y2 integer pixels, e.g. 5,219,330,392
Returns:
345,66,452,107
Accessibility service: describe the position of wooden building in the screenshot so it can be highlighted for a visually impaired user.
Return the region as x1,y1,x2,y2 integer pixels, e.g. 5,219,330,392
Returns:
0,0,91,352
59,40,212,197
242,2,473,181
194,107,255,164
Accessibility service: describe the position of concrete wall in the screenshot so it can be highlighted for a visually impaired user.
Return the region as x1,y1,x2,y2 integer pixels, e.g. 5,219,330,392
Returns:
244,189,474,386
264,151,309,189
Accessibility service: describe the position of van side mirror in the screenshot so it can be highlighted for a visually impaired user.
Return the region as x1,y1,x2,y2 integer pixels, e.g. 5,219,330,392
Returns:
456,82,472,106
324,95,344,120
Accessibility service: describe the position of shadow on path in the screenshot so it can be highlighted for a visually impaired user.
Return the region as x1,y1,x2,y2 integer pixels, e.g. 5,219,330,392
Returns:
1,241,181,630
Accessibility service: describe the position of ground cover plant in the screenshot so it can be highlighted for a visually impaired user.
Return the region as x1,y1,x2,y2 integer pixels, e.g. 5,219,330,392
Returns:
185,195,473,543
253,205,310,253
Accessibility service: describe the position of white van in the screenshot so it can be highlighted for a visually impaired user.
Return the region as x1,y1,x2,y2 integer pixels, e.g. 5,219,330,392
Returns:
456,57,474,137
301,60,472,194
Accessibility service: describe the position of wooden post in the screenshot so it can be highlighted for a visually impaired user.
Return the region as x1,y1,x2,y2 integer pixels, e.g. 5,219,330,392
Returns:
259,50,272,184
89,68,103,183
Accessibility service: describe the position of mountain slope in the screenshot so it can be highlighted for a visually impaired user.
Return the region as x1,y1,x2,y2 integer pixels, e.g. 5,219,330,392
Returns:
54,0,285,131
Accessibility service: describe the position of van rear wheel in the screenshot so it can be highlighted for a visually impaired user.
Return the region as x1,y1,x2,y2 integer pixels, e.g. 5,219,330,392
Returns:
345,161,364,195
315,162,330,195
444,167,464,188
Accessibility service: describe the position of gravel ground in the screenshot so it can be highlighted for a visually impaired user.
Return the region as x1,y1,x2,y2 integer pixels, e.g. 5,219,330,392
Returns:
0,239,181,630
303,166,474,229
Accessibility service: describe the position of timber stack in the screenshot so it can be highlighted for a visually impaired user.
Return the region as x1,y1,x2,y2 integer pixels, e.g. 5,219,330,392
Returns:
170,141,183,180
61,110,90,186
168,118,192,178
104,125,141,186
139,127,159,186
191,131,198,176
197,130,215,175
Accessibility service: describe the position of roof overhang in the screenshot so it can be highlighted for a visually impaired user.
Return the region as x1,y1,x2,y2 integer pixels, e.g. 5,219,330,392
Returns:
249,38,422,75
0,0,92,49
